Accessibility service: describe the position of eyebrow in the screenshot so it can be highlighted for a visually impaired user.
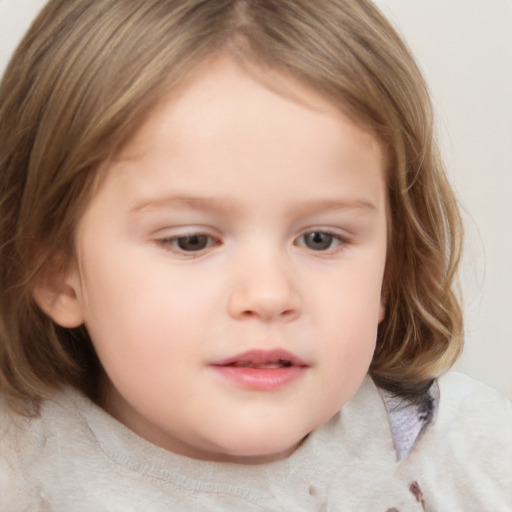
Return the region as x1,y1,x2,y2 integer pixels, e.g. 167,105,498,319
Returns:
130,196,235,215
130,195,378,216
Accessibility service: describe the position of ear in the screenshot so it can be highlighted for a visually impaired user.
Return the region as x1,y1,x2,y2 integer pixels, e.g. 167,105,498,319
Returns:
32,260,85,328
378,298,386,323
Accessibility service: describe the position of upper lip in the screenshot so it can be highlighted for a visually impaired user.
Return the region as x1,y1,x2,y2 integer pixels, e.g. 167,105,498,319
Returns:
211,349,308,368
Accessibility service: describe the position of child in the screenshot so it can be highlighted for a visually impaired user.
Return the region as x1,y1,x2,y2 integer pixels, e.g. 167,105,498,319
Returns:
0,0,510,509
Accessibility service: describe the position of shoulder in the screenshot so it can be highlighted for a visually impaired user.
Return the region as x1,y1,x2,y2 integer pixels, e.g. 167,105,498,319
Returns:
0,387,91,509
436,371,512,432
434,371,512,466
0,396,46,509
402,372,512,509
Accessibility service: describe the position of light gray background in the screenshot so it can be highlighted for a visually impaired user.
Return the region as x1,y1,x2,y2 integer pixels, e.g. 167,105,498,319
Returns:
1,0,511,397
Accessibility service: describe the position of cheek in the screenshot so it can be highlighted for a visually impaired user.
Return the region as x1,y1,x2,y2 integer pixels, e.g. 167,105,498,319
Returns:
312,264,383,373
76,253,192,362
315,261,384,325
78,252,229,381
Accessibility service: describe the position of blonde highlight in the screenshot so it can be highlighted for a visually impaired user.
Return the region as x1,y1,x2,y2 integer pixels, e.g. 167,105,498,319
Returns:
0,0,463,413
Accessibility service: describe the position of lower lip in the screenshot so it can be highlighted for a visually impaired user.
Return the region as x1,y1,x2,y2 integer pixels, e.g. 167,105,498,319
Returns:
210,365,307,391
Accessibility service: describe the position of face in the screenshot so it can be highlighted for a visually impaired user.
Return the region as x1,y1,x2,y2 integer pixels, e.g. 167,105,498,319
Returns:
55,58,388,463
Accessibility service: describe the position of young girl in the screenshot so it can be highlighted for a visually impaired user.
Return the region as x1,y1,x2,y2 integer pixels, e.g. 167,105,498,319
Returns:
0,0,510,509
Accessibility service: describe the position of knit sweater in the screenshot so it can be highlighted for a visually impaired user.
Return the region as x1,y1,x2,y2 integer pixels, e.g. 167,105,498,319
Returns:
1,372,511,511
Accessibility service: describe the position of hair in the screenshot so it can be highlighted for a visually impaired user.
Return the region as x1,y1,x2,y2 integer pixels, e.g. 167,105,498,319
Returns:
0,0,463,414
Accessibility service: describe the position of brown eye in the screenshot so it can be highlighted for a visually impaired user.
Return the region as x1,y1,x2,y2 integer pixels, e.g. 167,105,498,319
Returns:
174,235,211,252
301,232,335,251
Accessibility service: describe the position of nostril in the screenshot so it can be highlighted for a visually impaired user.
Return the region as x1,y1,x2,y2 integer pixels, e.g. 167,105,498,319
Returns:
227,283,300,321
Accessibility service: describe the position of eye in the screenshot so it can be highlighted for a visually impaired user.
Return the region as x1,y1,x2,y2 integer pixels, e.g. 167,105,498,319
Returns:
295,231,343,251
160,234,218,253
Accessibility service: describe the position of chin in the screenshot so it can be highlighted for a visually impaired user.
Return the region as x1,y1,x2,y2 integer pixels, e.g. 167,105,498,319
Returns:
209,431,307,464
216,444,299,464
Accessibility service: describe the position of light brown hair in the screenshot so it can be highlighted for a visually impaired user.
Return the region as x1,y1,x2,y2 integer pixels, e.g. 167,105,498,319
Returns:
0,0,463,414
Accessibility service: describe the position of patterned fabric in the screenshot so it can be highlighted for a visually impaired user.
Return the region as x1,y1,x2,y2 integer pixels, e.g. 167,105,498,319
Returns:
1,373,511,511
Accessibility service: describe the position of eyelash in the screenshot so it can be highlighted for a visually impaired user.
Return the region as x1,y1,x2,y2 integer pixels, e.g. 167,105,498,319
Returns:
158,233,220,254
157,230,349,255
294,231,348,252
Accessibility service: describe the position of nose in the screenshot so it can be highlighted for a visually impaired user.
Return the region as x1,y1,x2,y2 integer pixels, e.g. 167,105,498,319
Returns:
227,250,300,322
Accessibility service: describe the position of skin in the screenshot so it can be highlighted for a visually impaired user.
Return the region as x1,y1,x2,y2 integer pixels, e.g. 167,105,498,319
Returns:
40,57,388,464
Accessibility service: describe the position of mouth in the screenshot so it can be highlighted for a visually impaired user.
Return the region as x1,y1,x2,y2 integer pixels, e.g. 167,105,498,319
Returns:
210,349,308,391
211,349,308,369
228,360,293,369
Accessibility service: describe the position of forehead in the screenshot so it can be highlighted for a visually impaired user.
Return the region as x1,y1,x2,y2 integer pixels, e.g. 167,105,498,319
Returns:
115,56,383,161
85,57,387,222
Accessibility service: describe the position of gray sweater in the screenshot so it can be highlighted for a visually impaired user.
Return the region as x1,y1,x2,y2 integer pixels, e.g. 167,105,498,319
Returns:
1,372,511,511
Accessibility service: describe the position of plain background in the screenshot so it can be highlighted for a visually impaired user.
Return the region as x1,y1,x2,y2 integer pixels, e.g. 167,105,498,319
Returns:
1,0,511,397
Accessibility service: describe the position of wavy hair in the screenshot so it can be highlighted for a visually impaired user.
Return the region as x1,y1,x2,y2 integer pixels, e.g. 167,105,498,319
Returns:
0,0,463,413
